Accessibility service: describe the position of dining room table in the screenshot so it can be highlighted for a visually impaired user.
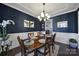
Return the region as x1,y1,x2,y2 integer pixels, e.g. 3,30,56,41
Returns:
24,35,45,56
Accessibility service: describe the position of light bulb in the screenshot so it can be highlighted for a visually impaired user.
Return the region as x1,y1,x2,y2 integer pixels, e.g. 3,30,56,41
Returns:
39,19,42,21
38,16,42,21
38,16,40,19
41,12,44,17
45,13,48,16
47,15,50,19
44,18,46,21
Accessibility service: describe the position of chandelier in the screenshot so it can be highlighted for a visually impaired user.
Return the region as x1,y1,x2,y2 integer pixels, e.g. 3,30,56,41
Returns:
37,3,50,21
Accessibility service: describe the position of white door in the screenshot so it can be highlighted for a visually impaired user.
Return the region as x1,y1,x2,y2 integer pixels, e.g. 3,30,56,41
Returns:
45,19,53,34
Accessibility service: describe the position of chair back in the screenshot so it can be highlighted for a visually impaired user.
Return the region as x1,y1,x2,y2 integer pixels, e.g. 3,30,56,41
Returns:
37,35,51,56
53,33,56,43
28,32,34,39
51,33,56,43
17,36,27,55
45,30,50,34
44,36,51,55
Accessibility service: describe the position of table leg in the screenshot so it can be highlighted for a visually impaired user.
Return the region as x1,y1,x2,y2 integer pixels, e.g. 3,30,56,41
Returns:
5,45,9,55
1,46,4,55
34,49,38,56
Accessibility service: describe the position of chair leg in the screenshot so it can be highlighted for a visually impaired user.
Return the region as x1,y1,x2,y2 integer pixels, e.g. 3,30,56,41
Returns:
49,46,51,56
52,45,54,53
54,45,55,49
21,53,23,56
21,52,24,56
52,46,54,53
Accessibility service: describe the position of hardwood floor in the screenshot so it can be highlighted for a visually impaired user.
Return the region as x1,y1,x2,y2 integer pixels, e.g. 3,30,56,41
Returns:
0,42,79,56
0,47,20,56
56,42,79,56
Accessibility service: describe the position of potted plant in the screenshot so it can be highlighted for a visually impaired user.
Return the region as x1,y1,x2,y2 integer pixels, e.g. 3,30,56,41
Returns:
0,20,15,41
69,38,78,48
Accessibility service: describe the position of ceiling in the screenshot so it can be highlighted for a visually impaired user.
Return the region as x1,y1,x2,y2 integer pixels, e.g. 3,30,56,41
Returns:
3,3,79,18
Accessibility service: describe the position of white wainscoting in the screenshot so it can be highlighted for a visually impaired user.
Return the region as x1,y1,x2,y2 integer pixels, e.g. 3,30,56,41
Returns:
53,32,79,48
7,31,79,49
8,31,41,49
8,32,28,49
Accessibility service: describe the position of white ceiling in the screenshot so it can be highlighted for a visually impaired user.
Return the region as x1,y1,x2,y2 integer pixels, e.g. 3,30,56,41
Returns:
3,3,79,18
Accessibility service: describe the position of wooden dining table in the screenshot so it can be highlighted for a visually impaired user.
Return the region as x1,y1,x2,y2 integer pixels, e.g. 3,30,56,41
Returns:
24,36,45,56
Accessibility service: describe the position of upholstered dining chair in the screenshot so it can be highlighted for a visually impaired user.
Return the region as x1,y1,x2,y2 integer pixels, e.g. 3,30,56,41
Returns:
51,33,56,53
17,36,34,56
36,36,51,56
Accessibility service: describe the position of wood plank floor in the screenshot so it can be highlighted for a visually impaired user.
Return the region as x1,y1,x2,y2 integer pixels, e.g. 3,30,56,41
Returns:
0,42,79,56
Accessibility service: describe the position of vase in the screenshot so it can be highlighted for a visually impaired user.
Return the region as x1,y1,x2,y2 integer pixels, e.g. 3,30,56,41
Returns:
70,42,77,48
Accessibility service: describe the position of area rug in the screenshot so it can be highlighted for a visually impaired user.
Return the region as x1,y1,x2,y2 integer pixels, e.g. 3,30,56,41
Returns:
50,44,59,56
15,44,60,56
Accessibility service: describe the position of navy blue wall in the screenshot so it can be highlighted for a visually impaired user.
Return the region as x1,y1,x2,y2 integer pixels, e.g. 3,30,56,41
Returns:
51,11,78,33
0,4,43,33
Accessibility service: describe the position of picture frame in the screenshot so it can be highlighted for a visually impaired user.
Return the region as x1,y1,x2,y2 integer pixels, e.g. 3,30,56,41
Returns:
24,20,29,27
29,21,34,28
57,21,68,28
24,20,34,28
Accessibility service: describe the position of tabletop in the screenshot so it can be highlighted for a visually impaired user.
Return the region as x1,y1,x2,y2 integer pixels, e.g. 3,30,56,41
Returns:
24,36,45,49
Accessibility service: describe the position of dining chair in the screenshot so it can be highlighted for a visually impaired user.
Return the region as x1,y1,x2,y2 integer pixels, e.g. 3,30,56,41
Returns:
45,30,50,34
28,32,34,40
17,36,34,56
51,33,56,53
36,36,51,56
